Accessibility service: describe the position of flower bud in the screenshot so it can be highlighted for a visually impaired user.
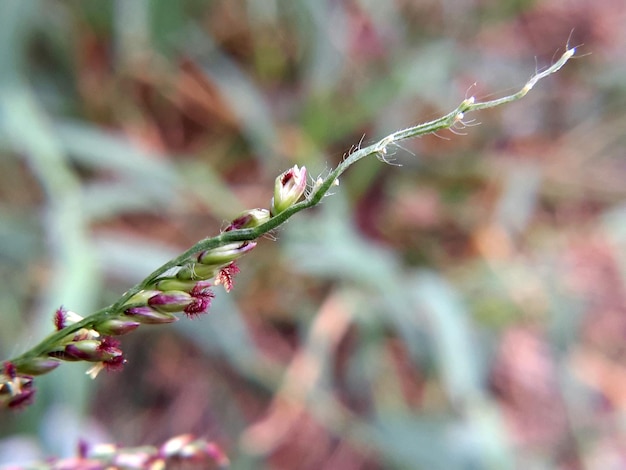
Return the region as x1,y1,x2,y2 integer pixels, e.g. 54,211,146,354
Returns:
71,328,100,342
64,338,122,363
225,209,271,231
147,283,215,318
175,263,217,281
15,357,61,376
271,165,307,215
96,319,141,336
54,307,84,330
197,241,256,266
48,350,82,361
63,340,101,360
154,278,197,293
125,290,162,307
148,291,194,314
124,307,179,324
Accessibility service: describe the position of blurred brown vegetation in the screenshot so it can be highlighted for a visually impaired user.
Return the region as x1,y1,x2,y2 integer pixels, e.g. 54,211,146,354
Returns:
1,0,626,469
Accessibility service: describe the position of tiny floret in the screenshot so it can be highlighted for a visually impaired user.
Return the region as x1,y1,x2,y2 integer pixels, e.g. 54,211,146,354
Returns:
53,307,66,330
185,281,215,318
225,208,271,231
197,241,257,266
96,318,141,336
64,337,123,363
148,291,194,313
271,165,307,215
54,307,84,330
14,357,61,376
124,307,179,324
214,262,240,292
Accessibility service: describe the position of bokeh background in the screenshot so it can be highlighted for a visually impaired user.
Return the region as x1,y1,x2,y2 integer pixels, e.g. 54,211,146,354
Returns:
1,0,625,468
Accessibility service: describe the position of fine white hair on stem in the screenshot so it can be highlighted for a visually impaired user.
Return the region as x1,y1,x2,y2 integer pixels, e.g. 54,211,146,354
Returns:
431,131,451,141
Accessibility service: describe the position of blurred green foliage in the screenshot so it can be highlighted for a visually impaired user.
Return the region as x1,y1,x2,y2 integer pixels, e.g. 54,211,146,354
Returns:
1,0,625,468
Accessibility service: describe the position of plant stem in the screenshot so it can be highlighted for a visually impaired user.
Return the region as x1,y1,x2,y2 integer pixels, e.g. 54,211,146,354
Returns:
8,47,576,371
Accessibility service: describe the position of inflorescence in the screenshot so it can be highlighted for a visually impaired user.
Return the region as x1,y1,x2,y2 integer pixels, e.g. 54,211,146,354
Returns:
1,48,576,414
0,165,306,409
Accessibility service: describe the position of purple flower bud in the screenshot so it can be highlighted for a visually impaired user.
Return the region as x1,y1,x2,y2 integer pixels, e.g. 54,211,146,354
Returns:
63,341,104,361
125,290,162,306
96,319,141,336
15,358,61,376
197,241,257,266
271,165,307,215
64,337,123,363
225,209,271,231
148,291,194,313
123,307,179,324
48,350,82,362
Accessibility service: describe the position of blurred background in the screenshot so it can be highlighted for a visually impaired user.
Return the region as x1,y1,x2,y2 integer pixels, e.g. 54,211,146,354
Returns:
0,0,625,468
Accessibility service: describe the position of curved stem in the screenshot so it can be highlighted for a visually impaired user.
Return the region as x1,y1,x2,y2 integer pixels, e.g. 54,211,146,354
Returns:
7,47,576,372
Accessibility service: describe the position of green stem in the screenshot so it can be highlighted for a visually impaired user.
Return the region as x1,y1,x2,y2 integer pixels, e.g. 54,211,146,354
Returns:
7,47,575,372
